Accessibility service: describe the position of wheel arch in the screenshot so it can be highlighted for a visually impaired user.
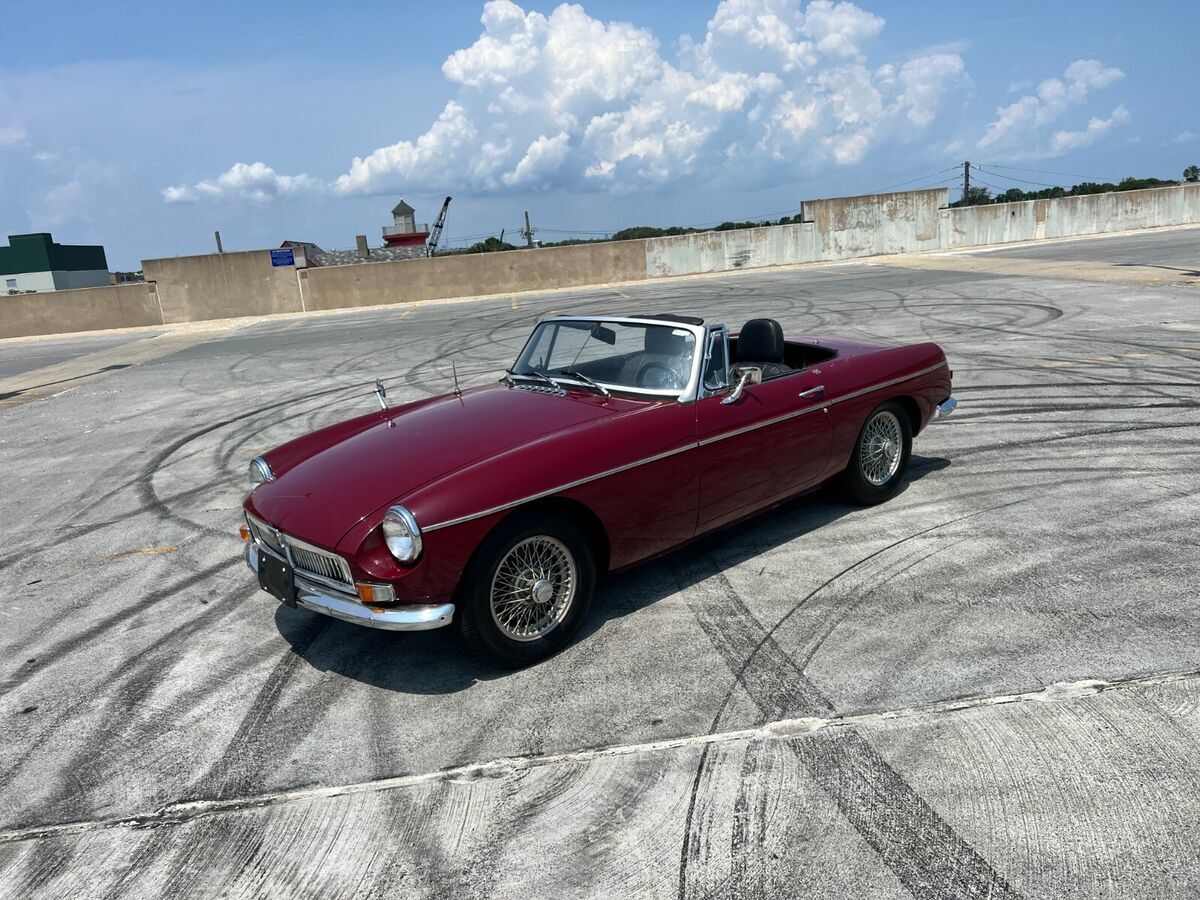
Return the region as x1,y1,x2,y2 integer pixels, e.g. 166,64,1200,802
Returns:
463,495,611,580
887,393,922,435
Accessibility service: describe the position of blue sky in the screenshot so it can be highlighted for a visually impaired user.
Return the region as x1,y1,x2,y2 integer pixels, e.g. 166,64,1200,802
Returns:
1,0,1196,270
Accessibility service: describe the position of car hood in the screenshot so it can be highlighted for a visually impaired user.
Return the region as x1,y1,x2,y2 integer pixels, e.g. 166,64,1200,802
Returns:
247,383,626,549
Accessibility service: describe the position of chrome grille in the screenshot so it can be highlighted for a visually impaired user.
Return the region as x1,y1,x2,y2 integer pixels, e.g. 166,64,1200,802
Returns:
246,515,284,555
286,537,354,586
245,513,354,588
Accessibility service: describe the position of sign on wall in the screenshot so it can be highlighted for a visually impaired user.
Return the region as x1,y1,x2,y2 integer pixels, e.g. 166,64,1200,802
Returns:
270,248,295,267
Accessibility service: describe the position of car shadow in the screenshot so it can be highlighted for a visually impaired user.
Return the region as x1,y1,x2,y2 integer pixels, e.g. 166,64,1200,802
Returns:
275,455,951,694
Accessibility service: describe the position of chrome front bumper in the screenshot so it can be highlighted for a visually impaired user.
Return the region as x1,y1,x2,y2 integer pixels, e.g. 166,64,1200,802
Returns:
935,395,957,418
245,542,455,632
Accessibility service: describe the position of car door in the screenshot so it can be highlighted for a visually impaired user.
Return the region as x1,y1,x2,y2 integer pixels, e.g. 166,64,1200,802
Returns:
695,341,832,532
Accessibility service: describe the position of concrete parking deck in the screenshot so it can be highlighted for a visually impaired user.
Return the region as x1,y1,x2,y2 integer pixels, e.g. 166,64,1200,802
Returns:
1,228,1198,898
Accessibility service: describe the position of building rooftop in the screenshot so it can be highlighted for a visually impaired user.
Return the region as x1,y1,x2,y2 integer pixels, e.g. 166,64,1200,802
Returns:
1,233,108,276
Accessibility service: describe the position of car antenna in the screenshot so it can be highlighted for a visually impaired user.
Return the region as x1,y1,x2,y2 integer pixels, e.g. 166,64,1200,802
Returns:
452,360,463,397
374,378,388,410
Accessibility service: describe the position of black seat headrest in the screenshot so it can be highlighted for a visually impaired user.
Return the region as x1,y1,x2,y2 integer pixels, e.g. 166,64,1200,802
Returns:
644,327,685,356
739,318,785,363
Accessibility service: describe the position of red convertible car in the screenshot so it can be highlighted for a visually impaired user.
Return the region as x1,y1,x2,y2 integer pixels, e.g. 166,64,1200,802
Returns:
242,314,955,666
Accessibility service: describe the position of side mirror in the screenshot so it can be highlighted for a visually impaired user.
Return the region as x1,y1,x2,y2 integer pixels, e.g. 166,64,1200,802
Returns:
721,365,762,405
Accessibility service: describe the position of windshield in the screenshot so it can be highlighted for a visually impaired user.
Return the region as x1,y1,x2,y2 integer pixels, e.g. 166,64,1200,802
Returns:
513,320,697,395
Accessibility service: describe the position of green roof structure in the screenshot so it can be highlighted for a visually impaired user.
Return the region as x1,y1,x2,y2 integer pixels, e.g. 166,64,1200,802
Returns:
0,233,108,276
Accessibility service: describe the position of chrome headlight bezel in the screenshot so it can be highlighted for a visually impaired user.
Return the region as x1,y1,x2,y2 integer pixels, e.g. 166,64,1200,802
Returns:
248,456,274,487
382,505,423,563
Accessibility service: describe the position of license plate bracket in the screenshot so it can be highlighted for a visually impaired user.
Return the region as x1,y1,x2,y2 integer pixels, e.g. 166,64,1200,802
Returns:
258,551,297,607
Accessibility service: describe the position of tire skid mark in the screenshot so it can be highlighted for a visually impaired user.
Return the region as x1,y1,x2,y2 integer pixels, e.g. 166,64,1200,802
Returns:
677,498,1037,899
191,615,331,801
0,584,255,825
1,556,241,689
6,668,1196,849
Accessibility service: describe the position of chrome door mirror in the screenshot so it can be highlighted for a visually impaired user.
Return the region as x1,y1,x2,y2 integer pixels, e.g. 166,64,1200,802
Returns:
721,365,762,405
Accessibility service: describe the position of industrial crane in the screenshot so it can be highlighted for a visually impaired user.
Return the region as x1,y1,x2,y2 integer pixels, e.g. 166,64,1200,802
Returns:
426,196,452,257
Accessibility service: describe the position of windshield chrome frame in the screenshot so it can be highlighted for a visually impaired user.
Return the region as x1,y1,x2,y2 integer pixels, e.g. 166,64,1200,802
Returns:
699,323,731,399
510,315,707,403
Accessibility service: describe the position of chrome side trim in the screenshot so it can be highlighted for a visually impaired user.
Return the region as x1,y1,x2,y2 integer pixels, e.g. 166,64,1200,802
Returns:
246,544,454,632
423,442,697,532
422,360,949,533
827,361,948,408
697,401,827,447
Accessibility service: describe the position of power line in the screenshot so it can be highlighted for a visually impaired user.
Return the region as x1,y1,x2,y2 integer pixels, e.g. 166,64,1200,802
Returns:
973,166,1062,189
969,176,1008,193
977,162,1109,181
875,166,961,193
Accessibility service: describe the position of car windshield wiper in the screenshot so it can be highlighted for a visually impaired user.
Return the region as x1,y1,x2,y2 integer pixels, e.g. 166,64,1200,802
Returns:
506,368,565,393
554,369,610,398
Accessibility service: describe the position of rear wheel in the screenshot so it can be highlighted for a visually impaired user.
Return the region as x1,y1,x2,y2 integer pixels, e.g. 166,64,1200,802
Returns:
845,401,912,505
458,513,596,667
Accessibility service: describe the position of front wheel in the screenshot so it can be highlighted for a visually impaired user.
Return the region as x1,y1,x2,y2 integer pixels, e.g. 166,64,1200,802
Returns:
844,401,912,505
458,513,596,667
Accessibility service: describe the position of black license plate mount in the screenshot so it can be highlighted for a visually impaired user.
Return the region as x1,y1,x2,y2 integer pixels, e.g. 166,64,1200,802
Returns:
258,551,297,607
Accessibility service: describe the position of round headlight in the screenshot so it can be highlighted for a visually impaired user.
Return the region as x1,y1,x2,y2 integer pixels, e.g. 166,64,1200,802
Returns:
248,456,273,487
382,505,423,563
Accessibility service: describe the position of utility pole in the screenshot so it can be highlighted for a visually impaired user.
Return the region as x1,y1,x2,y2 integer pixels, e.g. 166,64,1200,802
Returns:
522,210,535,249
499,228,505,244
963,160,971,205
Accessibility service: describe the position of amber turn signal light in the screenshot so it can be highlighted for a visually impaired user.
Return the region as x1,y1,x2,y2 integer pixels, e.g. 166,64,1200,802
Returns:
355,582,397,606
239,525,251,541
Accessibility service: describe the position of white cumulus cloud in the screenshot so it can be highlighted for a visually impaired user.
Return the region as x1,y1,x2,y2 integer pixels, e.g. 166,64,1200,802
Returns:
0,124,28,147
164,0,971,203
163,161,321,204
978,58,1125,156
1049,104,1129,153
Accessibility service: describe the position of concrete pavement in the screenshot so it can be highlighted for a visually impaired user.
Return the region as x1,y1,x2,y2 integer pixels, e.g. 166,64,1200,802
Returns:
1,228,1198,898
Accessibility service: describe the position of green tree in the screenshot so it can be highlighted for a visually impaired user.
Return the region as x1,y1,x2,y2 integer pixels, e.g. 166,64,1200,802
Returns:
466,236,518,253
950,186,992,207
1185,165,1200,183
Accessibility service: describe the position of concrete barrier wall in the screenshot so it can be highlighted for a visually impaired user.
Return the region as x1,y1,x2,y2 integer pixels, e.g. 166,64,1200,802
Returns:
645,223,820,276
303,239,647,311
142,249,303,323
803,188,947,258
941,183,1200,249
6,184,1200,340
0,282,162,339
645,188,948,277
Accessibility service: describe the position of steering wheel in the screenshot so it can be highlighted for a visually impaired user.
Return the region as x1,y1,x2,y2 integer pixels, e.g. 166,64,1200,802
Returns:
637,361,684,389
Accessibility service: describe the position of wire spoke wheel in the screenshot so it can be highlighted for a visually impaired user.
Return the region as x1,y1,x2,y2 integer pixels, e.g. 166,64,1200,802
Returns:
489,535,577,642
859,409,903,486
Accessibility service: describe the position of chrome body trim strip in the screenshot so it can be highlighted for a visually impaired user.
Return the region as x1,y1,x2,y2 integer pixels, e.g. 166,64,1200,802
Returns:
697,400,826,447
423,359,949,532
246,543,454,632
423,442,698,532
827,361,948,408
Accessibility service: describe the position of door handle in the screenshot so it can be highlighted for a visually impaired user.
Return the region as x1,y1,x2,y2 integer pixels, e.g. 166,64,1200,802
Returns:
798,385,826,400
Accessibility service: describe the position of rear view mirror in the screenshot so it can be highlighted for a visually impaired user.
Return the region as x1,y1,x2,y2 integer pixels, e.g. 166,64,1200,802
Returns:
592,324,617,345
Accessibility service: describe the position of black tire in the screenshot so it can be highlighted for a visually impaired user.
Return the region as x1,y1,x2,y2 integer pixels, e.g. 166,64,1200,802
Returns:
844,400,913,505
457,512,596,668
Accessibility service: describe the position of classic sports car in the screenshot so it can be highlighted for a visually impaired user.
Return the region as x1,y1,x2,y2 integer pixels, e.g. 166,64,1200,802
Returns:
242,314,955,666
